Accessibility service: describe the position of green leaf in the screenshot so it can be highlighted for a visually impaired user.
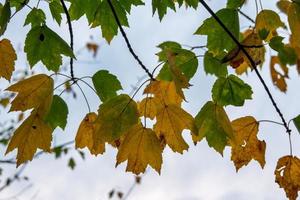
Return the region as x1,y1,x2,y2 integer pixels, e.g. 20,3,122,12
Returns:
94,94,139,142
92,70,123,102
270,36,297,65
0,1,11,36
156,41,198,81
24,8,46,27
227,0,245,9
293,115,300,134
193,101,234,154
24,25,75,71
195,8,239,56
203,52,228,77
49,0,64,25
212,75,253,106
45,95,68,130
10,0,29,11
88,0,143,43
152,0,198,20
68,157,76,170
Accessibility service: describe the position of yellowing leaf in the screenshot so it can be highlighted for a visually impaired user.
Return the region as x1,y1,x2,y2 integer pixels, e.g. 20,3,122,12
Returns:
270,56,289,92
75,113,105,156
5,110,53,166
165,51,191,100
288,3,300,51
223,30,265,73
255,10,284,40
138,97,158,120
93,94,139,143
6,74,54,115
116,123,162,174
230,116,266,171
144,80,182,106
154,104,194,153
275,156,300,200
0,39,17,80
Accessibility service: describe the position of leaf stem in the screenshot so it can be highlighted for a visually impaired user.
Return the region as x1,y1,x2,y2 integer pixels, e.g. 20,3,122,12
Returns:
106,0,155,81
60,0,75,80
198,0,292,137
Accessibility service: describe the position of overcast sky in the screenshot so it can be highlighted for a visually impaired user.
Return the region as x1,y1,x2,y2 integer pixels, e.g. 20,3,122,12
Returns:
1,0,300,200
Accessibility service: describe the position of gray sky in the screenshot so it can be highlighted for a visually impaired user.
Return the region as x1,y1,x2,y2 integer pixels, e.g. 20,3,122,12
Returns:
1,0,300,199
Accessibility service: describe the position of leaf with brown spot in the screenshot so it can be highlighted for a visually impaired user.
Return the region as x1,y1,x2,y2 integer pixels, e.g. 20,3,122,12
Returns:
5,109,54,166
75,112,105,156
230,116,266,171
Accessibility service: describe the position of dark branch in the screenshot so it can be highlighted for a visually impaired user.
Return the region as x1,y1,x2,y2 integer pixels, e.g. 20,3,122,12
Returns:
238,9,255,24
198,1,292,138
106,0,155,80
60,0,75,80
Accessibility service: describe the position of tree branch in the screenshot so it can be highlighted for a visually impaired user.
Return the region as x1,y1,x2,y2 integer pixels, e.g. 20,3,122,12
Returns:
198,1,292,136
106,0,155,81
60,0,75,80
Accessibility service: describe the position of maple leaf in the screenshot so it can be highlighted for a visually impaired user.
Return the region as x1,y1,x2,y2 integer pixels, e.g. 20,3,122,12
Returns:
0,39,17,81
255,10,284,40
5,109,54,166
143,80,182,106
24,25,75,71
275,156,300,200
24,8,46,27
203,52,228,77
270,56,289,92
93,94,139,143
195,8,239,56
143,80,194,153
48,0,63,25
75,113,105,156
193,101,233,154
138,97,159,120
212,74,253,106
6,74,54,115
0,1,11,36
154,103,194,153
44,95,68,130
92,70,123,102
230,116,266,171
222,31,266,73
116,123,162,174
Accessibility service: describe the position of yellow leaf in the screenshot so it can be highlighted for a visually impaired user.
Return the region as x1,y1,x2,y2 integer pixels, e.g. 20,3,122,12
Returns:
275,156,300,200
116,123,162,174
288,3,300,51
166,51,191,100
230,116,266,171
154,104,194,153
93,94,139,143
255,10,284,40
224,30,265,73
6,74,54,115
138,97,158,120
75,113,105,156
144,80,182,106
5,110,53,166
0,39,17,81
270,56,289,92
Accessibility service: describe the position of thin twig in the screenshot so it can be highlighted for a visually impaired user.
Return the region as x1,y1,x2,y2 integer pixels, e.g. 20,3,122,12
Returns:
198,0,292,152
238,9,255,24
106,0,155,80
60,0,75,80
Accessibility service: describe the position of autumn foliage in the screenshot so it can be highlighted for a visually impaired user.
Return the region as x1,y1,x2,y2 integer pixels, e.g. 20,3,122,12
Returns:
1,0,300,199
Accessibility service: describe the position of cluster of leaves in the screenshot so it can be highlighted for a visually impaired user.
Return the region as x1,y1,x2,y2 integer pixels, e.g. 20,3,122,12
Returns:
1,0,300,199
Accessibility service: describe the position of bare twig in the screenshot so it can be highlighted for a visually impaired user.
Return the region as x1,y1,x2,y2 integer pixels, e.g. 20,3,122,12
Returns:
106,0,155,80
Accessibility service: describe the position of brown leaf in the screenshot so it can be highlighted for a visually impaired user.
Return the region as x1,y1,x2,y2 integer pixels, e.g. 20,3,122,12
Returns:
0,39,17,81
270,56,289,92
